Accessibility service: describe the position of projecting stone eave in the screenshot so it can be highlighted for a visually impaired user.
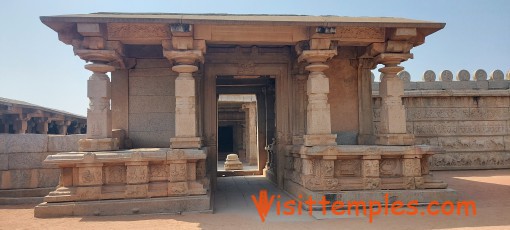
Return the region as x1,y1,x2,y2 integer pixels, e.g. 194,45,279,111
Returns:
40,13,445,47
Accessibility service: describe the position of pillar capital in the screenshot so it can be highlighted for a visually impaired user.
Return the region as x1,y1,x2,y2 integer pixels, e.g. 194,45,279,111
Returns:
163,50,204,65
375,53,412,64
297,49,337,64
85,63,115,74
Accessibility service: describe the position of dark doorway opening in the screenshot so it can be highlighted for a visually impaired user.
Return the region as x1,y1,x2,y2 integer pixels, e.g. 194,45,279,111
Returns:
218,125,234,161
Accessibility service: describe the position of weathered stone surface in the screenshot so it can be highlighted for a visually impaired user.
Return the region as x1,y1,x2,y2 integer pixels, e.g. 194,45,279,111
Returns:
413,121,507,136
440,70,453,81
0,134,48,154
129,113,175,132
78,138,119,152
490,69,505,81
34,194,210,217
7,152,51,170
48,134,85,152
457,69,470,81
473,69,488,81
129,131,171,148
129,75,175,96
422,70,436,82
0,153,7,170
430,152,510,170
135,58,172,69
129,96,175,113
37,168,60,188
7,169,34,189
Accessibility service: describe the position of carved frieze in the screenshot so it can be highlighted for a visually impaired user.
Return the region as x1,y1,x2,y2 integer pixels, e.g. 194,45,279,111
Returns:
107,23,170,41
78,167,102,186
362,160,379,177
105,165,126,184
413,121,507,136
320,160,334,178
237,61,256,75
430,152,510,169
407,108,509,121
334,159,361,177
379,159,402,177
168,163,187,182
149,164,167,182
126,165,148,184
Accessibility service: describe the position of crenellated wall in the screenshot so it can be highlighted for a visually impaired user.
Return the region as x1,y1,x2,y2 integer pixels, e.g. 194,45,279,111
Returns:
373,69,510,170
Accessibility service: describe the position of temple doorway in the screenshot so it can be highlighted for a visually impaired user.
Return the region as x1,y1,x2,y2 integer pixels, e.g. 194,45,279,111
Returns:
216,76,275,176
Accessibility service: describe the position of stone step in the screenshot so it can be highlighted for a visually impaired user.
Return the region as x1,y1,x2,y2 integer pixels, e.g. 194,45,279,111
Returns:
0,187,53,198
0,197,43,205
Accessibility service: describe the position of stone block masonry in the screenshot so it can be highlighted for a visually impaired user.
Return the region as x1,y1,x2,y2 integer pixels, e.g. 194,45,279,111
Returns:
373,69,510,170
0,134,85,204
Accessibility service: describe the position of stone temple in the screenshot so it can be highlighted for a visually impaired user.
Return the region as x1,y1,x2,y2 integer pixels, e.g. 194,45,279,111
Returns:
33,13,460,217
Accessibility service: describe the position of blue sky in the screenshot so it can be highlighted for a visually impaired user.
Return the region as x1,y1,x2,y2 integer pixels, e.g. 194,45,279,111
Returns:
0,0,509,115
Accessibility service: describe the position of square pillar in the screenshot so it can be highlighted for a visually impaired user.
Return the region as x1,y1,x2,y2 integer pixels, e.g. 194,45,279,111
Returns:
79,63,119,151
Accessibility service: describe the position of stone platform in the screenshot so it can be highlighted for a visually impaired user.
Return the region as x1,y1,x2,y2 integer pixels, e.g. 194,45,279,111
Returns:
283,144,458,205
34,148,210,218
35,194,211,218
284,180,457,209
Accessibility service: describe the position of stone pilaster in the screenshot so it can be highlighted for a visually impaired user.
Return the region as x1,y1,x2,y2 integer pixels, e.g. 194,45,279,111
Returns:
357,58,376,144
298,50,337,146
374,53,415,145
361,155,381,190
164,50,203,149
78,63,119,151
242,102,258,165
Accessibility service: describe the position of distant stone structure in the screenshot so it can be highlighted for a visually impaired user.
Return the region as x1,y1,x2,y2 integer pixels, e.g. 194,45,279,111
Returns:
0,97,86,134
36,12,458,217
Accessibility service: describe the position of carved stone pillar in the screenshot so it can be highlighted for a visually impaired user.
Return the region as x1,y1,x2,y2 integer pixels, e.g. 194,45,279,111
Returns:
298,50,337,146
164,50,203,149
374,53,414,145
78,63,119,151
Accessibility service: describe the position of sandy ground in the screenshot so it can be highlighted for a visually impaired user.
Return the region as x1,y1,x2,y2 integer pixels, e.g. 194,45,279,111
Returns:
1,169,510,230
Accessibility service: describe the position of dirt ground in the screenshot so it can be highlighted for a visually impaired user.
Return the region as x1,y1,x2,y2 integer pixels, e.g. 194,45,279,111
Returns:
1,169,509,230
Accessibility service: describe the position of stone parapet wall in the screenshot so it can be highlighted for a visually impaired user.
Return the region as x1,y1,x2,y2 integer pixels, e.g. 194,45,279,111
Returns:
34,148,210,217
0,134,84,203
285,145,446,191
373,69,510,170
